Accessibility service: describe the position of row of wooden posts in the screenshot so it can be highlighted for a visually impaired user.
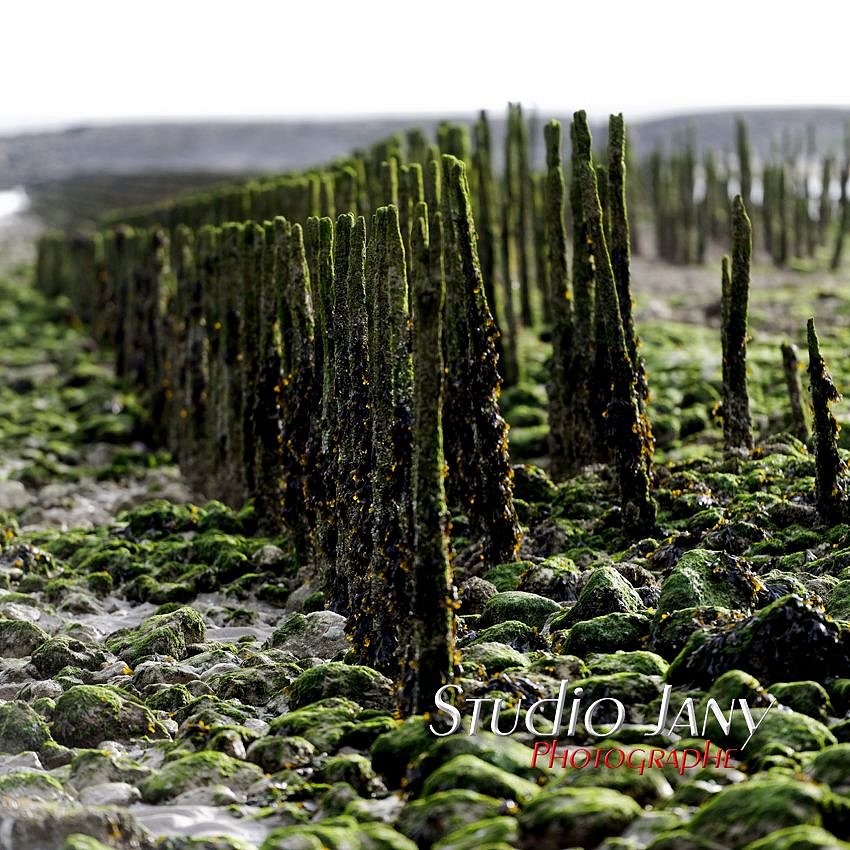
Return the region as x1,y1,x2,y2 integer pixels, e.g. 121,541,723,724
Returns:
37,106,848,708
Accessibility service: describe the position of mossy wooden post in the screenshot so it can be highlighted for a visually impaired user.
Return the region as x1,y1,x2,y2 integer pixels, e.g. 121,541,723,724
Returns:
90,232,106,337
831,161,850,271
169,225,194,461
68,233,99,328
509,103,534,327
499,119,522,385
736,116,752,211
545,120,574,482
437,122,470,164
118,229,141,388
781,342,808,443
99,231,120,351
819,155,833,245
405,201,454,713
399,162,424,277
241,222,265,496
187,225,214,487
334,164,359,216
648,150,665,260
575,113,657,534
220,222,246,503
311,217,337,579
406,127,429,166
776,164,789,267
609,114,649,409
200,227,224,494
143,228,169,446
322,213,352,604
444,155,522,566
320,172,336,220
679,131,697,265
473,110,516,384
532,172,551,324
569,113,599,468
328,213,361,613
441,158,471,513
252,223,285,533
279,220,317,560
364,206,414,675
335,216,373,629
762,164,775,259
381,158,399,208
803,170,816,258
703,149,723,242
722,196,754,451
807,318,846,521
720,255,731,421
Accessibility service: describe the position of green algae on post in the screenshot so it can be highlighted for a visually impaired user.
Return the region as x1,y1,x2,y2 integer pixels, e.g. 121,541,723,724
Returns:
251,221,284,534
781,342,809,444
279,220,317,561
608,114,649,411
405,202,454,713
574,111,656,534
442,155,522,566
807,318,847,522
736,116,752,211
569,114,599,469
363,206,414,675
722,195,754,451
473,109,516,385
332,215,373,628
543,120,574,483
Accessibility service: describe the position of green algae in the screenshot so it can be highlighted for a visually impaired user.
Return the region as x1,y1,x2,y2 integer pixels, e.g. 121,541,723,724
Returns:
52,684,168,748
139,750,264,803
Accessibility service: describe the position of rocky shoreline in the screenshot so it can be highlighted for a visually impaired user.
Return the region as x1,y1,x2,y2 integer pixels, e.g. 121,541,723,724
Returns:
4,228,850,849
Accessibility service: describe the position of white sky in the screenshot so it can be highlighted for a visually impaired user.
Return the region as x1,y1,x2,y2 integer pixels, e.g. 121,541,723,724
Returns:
2,0,849,133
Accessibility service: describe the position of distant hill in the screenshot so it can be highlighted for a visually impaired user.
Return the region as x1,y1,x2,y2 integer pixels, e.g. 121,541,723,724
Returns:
2,107,849,193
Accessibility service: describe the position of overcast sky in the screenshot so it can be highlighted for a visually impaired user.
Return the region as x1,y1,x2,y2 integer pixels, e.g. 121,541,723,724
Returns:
2,0,849,133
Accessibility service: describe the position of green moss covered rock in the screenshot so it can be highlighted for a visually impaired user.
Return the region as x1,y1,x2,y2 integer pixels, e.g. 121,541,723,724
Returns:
483,561,534,592
105,605,205,664
769,681,834,723
0,617,48,657
62,836,115,850
267,610,349,659
476,591,561,629
517,786,641,849
270,697,362,753
396,789,505,850
687,778,837,848
0,770,65,801
30,635,109,678
139,750,264,803
433,817,519,850
553,566,644,628
464,620,537,651
804,743,850,792
657,549,761,613
587,650,669,677
461,641,529,674
0,700,53,753
667,596,850,688
741,825,850,849
648,606,741,660
554,613,650,656
421,754,539,804
288,663,393,711
51,684,168,748
246,735,316,772
371,717,433,788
